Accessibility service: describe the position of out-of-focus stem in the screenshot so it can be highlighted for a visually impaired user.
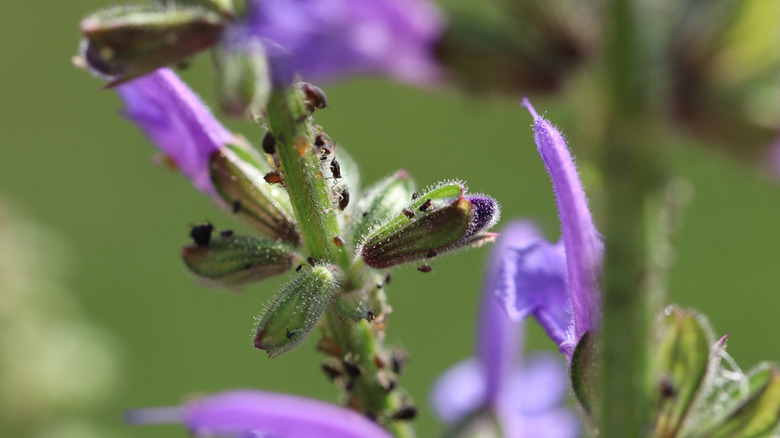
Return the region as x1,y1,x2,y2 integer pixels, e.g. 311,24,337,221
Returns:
600,0,666,436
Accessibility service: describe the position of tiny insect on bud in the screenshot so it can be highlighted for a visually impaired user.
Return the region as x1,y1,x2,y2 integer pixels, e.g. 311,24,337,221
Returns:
403,208,415,219
254,265,342,357
343,354,362,377
321,362,342,381
417,264,433,273
232,200,242,214
262,132,276,155
295,264,303,272
330,158,342,180
337,187,350,211
418,198,432,212
333,235,345,246
220,229,234,237
181,235,294,287
264,170,282,184
190,222,214,247
391,405,418,421
367,311,376,321
426,250,437,258
300,82,328,110
307,257,316,266
314,134,325,147
412,192,419,200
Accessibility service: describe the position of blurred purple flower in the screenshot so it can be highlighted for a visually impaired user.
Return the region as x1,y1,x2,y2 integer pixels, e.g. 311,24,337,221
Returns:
115,68,233,198
126,389,392,438
494,99,602,358
225,0,445,85
430,223,580,438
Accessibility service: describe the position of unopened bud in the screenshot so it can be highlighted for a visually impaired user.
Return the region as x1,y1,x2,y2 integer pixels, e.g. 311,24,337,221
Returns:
181,235,294,287
210,144,301,244
214,39,272,116
349,169,416,245
360,181,499,269
254,265,342,357
78,5,226,86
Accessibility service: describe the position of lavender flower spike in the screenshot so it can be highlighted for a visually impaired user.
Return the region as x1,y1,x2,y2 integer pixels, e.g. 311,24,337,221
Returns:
430,222,580,438
496,99,602,357
126,389,392,438
226,0,445,85
115,68,235,197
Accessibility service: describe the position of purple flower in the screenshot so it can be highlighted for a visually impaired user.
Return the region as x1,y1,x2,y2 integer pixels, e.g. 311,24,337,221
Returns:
126,389,392,438
225,0,445,85
494,99,602,358
115,68,234,198
429,223,580,438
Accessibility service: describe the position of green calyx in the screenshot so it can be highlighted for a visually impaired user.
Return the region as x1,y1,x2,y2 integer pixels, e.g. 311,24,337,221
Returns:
214,40,272,117
78,5,227,86
359,181,497,269
254,264,343,358
210,142,301,245
181,235,294,288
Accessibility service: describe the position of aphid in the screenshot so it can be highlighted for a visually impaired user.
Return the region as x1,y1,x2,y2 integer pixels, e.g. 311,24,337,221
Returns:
333,235,345,247
417,264,432,273
330,158,342,180
366,311,376,321
382,378,397,394
418,198,432,212
362,211,368,217
385,273,392,284
321,363,342,381
391,348,407,374
295,264,303,272
402,208,415,219
307,257,316,266
337,187,350,211
391,405,418,421
343,355,362,377
262,132,276,154
264,170,282,184
314,134,326,147
411,192,419,200
220,229,234,237
190,222,214,247
232,200,242,214
300,82,328,110
426,250,437,258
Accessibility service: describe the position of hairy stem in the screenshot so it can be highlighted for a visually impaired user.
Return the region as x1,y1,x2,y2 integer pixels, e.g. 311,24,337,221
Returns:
599,0,667,436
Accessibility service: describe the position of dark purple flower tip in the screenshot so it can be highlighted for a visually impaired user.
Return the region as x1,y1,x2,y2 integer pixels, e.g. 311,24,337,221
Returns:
521,98,602,346
464,194,501,240
127,389,392,438
228,0,445,85
115,68,234,197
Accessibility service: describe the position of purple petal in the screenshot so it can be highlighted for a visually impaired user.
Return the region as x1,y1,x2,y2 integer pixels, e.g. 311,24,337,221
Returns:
115,68,233,197
495,221,572,351
515,407,582,438
429,358,485,424
522,98,602,344
230,0,444,85
127,390,391,438
478,222,525,407
510,353,570,414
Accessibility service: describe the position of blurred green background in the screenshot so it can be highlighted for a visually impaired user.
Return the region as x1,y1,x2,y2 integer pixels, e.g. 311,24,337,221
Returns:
1,1,780,437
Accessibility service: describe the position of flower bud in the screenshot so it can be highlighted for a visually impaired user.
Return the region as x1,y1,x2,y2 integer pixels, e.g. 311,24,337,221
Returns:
78,5,227,86
214,39,272,117
650,307,713,436
181,235,294,288
360,181,499,269
349,169,416,246
210,144,301,245
254,265,343,358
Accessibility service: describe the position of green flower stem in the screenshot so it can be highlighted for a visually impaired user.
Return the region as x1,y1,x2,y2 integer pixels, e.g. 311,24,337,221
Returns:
264,88,414,437
600,0,667,436
264,88,346,266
